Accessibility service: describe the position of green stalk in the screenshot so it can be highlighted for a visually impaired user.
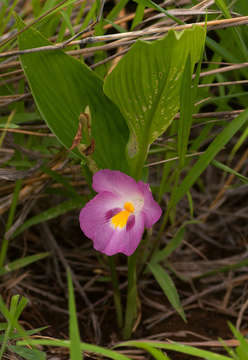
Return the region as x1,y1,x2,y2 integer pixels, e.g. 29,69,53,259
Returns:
122,143,149,338
123,131,154,338
0,110,16,148
0,179,22,268
108,256,123,329
129,144,148,182
123,251,137,339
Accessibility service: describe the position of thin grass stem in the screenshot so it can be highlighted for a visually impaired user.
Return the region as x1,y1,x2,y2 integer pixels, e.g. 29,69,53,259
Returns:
0,179,22,267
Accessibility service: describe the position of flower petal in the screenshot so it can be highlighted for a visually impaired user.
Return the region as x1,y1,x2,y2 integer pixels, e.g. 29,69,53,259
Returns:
92,169,141,198
80,169,162,256
79,192,122,240
94,213,145,256
79,191,145,256
138,181,162,228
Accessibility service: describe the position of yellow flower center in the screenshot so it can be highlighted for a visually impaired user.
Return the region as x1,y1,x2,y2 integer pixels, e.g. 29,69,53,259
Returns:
111,202,135,229
124,202,135,213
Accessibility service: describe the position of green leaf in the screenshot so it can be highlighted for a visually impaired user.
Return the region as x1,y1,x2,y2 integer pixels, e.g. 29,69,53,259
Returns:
116,341,232,360
133,0,184,25
123,342,170,360
17,16,129,172
178,55,193,169
0,327,47,342
17,339,132,360
228,323,248,360
12,198,84,238
214,0,248,60
172,108,248,206
0,253,50,276
67,269,83,360
0,179,22,268
150,221,198,266
41,166,83,199
211,159,248,184
148,263,186,322
0,295,31,360
0,323,7,331
106,0,129,21
8,346,46,360
131,3,145,30
104,26,205,178
198,258,248,280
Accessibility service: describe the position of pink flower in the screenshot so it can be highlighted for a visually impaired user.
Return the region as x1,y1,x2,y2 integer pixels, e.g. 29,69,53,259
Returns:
79,170,162,256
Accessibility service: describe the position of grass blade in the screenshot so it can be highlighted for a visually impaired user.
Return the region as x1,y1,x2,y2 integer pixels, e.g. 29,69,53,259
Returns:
13,198,84,238
0,179,22,267
17,339,132,360
117,341,232,360
148,263,186,322
0,253,50,276
211,159,248,184
8,346,46,360
67,268,83,360
173,108,248,206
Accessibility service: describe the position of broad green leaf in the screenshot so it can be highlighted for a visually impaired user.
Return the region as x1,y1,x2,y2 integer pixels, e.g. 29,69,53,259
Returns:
17,17,129,172
104,26,205,178
148,263,186,322
67,269,83,360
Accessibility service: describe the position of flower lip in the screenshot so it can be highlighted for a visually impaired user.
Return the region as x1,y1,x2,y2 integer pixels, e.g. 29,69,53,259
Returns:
79,169,162,256
111,209,130,229
110,201,136,229
124,202,134,213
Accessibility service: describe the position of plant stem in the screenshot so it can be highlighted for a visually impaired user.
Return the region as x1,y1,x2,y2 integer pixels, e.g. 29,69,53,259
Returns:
0,179,22,268
129,140,148,181
108,256,123,329
123,251,137,339
122,142,149,338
